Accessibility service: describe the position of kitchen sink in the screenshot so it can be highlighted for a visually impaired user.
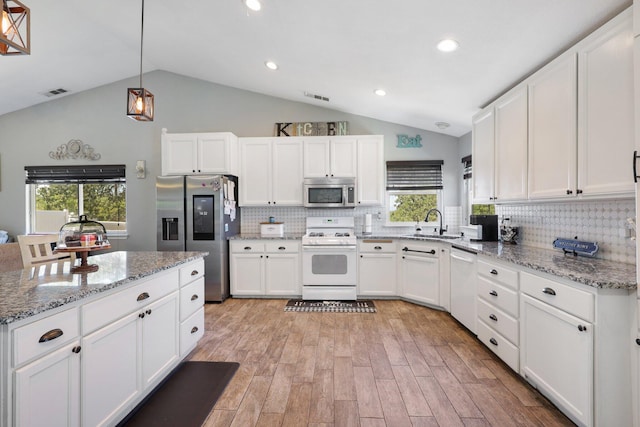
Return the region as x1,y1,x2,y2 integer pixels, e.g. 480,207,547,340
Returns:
405,233,461,240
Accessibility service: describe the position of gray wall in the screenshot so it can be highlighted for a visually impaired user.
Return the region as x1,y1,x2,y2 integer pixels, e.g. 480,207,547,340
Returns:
0,70,463,250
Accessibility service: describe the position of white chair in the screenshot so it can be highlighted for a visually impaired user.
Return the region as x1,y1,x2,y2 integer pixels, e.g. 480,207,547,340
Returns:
17,234,75,268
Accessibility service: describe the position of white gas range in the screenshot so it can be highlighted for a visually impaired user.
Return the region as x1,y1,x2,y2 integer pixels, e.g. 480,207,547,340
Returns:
301,217,357,301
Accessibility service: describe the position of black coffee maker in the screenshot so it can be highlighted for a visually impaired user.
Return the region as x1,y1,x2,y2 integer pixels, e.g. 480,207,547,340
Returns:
469,215,499,241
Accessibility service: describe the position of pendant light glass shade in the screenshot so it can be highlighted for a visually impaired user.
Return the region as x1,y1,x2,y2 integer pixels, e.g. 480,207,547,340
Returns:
127,0,154,121
127,88,154,121
0,0,30,55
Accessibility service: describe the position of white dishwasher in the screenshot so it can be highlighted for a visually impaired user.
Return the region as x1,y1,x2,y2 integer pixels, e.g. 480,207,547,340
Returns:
450,247,478,334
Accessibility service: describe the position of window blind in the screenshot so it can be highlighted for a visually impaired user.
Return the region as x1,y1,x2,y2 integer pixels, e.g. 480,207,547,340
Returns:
386,160,444,190
25,165,126,184
461,155,472,180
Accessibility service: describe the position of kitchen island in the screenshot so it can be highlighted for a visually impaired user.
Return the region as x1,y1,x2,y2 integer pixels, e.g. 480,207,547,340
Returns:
0,251,207,427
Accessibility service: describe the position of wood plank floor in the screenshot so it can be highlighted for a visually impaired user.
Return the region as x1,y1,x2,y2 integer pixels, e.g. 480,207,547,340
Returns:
187,299,575,427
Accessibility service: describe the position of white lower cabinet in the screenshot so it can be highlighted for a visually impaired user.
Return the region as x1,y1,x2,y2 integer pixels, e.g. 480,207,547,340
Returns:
14,341,81,427
358,240,396,297
398,242,440,307
230,240,301,297
521,293,592,426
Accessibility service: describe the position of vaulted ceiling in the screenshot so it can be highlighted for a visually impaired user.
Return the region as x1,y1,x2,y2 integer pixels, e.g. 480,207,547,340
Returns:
0,0,632,136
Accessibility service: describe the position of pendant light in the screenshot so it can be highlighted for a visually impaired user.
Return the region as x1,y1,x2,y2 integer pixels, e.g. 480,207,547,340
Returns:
0,0,30,55
127,0,154,121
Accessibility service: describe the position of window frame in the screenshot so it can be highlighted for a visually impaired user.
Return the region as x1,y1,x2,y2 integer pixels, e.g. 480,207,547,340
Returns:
385,189,444,228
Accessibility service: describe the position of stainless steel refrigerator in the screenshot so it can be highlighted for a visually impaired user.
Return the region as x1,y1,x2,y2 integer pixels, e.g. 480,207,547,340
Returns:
156,175,240,302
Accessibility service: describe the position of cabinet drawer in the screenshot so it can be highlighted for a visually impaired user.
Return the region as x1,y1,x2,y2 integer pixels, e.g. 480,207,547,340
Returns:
180,307,204,357
82,270,179,334
179,259,204,286
478,258,519,289
360,240,395,253
13,307,79,366
265,241,300,253
477,276,519,317
231,241,264,253
477,298,519,345
520,271,594,322
180,277,204,321
477,319,519,372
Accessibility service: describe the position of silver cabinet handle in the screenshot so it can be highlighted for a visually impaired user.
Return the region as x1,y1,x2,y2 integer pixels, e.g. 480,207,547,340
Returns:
39,328,63,343
542,287,556,296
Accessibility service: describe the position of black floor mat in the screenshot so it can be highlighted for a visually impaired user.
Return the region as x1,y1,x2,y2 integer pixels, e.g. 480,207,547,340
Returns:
284,299,376,312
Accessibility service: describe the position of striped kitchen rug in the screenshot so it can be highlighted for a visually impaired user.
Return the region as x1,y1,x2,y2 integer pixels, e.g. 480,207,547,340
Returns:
284,299,376,313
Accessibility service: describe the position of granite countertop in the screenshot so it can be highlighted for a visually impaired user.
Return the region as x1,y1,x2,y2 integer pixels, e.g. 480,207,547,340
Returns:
230,233,303,240
0,251,207,324
361,233,636,290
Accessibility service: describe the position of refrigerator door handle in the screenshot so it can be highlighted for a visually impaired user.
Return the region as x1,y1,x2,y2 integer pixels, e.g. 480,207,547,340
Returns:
634,150,640,183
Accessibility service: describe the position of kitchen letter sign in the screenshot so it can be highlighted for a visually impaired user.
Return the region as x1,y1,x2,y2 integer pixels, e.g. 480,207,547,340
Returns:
275,121,348,136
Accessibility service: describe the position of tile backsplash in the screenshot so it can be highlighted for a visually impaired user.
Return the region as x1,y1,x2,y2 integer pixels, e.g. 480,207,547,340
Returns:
241,199,636,264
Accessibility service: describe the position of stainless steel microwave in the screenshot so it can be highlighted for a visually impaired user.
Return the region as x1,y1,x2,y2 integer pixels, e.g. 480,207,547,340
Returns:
303,177,356,208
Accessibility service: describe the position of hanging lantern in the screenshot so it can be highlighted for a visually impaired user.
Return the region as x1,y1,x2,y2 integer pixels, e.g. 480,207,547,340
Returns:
0,0,30,55
127,0,154,121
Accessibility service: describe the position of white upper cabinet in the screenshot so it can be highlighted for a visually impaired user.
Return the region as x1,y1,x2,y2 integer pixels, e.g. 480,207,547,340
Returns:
577,10,634,196
161,130,238,176
303,138,357,178
494,86,528,201
472,108,495,203
527,52,578,200
238,137,304,206
356,136,384,206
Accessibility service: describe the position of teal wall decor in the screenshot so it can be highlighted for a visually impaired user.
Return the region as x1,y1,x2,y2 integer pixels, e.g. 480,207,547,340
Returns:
396,134,422,148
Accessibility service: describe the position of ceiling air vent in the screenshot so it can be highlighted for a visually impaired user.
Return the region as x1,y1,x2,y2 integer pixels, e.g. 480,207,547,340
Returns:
304,92,329,102
41,88,70,98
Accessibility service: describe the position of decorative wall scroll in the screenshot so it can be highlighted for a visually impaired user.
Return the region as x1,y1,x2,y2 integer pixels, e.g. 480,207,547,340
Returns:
49,140,101,160
396,134,423,148
275,121,348,137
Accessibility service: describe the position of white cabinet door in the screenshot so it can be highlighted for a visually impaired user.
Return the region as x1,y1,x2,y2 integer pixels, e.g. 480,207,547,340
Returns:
495,86,528,201
330,138,357,177
521,294,593,427
400,254,439,306
141,292,179,389
265,253,300,295
358,253,397,296
303,139,331,177
161,133,198,175
577,12,634,196
272,139,304,205
198,134,232,175
230,253,264,295
14,341,80,427
472,108,495,203
356,136,384,206
82,312,140,427
528,53,578,199
239,139,273,206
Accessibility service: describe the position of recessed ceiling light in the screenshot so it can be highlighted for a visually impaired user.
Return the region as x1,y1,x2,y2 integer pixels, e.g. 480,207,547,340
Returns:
243,0,261,11
374,89,386,96
437,39,459,52
264,60,278,70
435,121,450,129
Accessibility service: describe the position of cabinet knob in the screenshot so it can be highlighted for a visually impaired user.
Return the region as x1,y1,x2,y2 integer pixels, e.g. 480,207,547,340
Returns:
489,314,498,322
374,246,382,250
576,189,583,194
192,170,196,173
191,294,199,301
542,287,556,296
146,309,152,315
260,255,263,258
566,189,573,195
139,312,145,319
273,201,276,205
265,255,269,258
72,346,82,354
39,328,63,343
578,325,587,332
490,269,498,275
635,338,640,346
489,338,498,346
191,270,199,276
489,290,498,297
137,292,150,301
360,255,363,258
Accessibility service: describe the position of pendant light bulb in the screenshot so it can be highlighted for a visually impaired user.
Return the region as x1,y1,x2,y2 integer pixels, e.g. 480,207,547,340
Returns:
135,96,144,113
1,9,10,35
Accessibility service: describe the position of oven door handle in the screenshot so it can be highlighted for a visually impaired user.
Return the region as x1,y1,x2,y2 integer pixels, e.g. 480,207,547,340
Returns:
302,245,357,251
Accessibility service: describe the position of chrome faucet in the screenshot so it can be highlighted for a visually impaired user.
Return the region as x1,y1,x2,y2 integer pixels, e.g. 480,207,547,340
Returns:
424,208,446,235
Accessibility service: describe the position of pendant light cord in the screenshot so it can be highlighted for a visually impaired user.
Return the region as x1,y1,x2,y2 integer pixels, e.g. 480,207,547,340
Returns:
139,0,145,88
